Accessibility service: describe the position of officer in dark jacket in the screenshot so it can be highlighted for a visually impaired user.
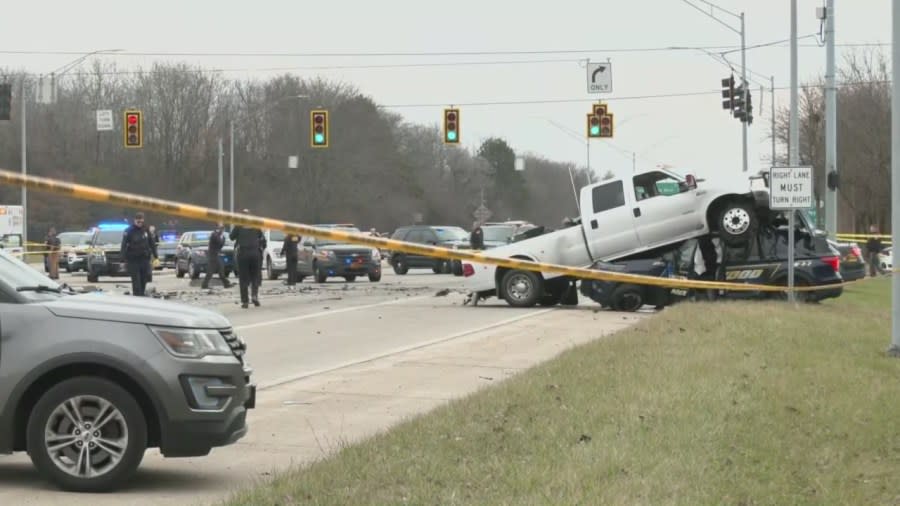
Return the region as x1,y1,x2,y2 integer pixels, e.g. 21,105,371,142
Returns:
230,210,267,308
470,220,485,250
280,234,302,288
120,212,153,296
202,224,233,289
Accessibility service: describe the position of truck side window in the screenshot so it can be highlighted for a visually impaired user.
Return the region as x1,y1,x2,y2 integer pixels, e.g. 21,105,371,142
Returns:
591,180,625,214
632,171,685,200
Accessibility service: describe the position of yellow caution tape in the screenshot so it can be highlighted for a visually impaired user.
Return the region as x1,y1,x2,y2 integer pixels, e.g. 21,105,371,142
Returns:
0,168,859,294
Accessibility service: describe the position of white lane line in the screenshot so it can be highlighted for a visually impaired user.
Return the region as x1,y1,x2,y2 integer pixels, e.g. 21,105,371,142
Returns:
234,295,431,331
258,308,556,390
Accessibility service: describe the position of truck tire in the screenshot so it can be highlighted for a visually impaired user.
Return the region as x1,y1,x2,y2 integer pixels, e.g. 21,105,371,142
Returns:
392,256,409,275
718,201,757,245
315,264,328,283
611,284,644,312
87,272,99,283
267,257,279,280
501,270,543,308
26,376,147,493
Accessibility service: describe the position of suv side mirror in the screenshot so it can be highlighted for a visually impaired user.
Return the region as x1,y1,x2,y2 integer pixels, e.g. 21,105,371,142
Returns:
685,174,698,189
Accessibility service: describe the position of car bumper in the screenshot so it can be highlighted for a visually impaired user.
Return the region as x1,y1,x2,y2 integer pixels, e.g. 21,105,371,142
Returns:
319,260,380,277
88,258,131,276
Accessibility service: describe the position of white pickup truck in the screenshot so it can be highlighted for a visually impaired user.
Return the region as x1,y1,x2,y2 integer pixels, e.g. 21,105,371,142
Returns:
463,168,768,307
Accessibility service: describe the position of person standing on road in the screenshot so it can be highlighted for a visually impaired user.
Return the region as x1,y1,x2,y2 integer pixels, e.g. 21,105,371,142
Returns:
202,224,234,289
470,220,485,250
121,212,153,296
230,210,266,308
280,233,301,288
866,224,886,277
44,227,61,280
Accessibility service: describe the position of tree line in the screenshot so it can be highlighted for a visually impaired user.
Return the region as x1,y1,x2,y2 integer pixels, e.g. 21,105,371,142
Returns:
0,62,592,239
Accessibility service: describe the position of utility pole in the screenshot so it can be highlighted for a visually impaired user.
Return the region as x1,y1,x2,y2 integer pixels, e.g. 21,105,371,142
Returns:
771,76,776,165
889,0,900,356
217,138,223,211
229,121,235,214
824,0,838,238
740,11,748,173
788,0,800,303
20,80,27,250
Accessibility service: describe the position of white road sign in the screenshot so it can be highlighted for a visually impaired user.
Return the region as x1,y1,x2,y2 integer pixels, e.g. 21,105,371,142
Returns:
769,166,813,210
587,62,612,94
288,155,299,169
96,110,114,131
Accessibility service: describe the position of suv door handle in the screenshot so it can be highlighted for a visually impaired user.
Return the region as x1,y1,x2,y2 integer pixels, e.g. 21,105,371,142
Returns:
633,208,642,218
590,219,598,229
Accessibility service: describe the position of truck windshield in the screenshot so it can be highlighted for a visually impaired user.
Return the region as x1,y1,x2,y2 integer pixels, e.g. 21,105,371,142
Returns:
0,249,62,301
59,233,91,246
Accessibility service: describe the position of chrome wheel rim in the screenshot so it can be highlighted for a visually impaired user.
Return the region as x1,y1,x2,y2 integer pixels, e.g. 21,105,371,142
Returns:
722,208,751,236
44,395,128,479
506,274,533,302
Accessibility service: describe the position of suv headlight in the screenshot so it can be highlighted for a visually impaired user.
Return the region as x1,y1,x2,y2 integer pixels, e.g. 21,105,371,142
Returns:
150,326,233,359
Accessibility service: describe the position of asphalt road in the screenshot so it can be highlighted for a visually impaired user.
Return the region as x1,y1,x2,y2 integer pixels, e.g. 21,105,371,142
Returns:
0,263,644,505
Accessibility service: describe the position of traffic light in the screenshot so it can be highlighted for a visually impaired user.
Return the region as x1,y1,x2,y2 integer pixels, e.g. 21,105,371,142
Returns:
587,114,602,138
310,110,329,148
0,84,11,121
592,103,608,117
443,108,460,144
599,113,614,138
123,110,142,148
745,90,753,125
721,76,735,110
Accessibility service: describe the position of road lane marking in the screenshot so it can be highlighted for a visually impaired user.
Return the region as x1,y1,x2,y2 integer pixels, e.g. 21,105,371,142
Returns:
234,295,431,331
257,308,556,390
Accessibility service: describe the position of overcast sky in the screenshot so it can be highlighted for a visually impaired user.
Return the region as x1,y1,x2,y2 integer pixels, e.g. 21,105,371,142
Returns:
1,0,891,192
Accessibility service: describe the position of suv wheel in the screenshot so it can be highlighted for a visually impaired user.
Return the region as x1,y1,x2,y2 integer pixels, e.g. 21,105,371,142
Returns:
87,271,99,283
267,257,279,280
343,275,356,282
26,377,147,492
368,271,382,282
611,284,644,312
315,264,328,283
175,263,185,278
189,261,200,280
392,256,409,275
501,269,543,308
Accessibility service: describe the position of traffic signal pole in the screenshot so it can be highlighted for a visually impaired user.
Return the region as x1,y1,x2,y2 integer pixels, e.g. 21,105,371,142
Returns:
889,0,900,357
20,80,27,250
824,0,838,238
740,12,748,173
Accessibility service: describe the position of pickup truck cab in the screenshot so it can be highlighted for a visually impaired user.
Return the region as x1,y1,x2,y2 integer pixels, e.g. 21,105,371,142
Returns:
0,248,254,492
463,168,766,307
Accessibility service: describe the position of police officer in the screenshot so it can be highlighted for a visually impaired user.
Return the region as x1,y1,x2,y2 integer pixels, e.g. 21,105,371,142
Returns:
44,227,61,280
202,224,234,289
230,210,266,308
281,233,301,288
121,212,153,296
470,220,485,250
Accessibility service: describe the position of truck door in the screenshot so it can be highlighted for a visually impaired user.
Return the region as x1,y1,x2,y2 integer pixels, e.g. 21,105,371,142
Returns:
580,180,640,260
630,171,700,248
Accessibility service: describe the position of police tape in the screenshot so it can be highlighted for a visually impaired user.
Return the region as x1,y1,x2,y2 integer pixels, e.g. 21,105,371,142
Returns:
0,168,862,294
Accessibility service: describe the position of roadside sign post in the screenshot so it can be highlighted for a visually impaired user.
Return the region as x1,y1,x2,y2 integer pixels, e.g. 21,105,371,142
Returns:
95,110,114,131
769,166,814,303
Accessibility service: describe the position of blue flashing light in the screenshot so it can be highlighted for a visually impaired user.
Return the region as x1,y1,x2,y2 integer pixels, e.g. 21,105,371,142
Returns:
97,222,129,231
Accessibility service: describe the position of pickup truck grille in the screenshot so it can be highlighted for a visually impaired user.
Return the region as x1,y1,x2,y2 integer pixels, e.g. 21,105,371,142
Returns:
220,329,246,364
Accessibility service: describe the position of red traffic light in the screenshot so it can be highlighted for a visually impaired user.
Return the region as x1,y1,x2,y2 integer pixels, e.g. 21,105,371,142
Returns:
127,114,138,125
123,110,142,148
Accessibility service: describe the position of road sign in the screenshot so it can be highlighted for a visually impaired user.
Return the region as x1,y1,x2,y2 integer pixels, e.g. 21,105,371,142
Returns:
473,204,492,222
515,157,525,172
288,155,299,169
96,110,114,131
769,166,813,210
587,62,612,94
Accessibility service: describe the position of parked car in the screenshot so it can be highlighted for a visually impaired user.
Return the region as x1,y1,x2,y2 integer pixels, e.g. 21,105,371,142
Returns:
86,224,130,283
387,225,470,275
0,247,254,492
297,225,381,283
262,229,287,280
155,229,179,270
58,231,92,273
827,239,866,282
463,168,770,307
175,231,236,280
580,217,843,310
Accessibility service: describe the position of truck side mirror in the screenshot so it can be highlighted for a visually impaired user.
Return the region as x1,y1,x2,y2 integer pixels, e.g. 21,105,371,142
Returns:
685,174,698,189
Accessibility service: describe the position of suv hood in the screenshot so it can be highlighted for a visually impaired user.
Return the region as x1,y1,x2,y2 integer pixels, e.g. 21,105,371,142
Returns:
321,244,374,253
43,293,230,328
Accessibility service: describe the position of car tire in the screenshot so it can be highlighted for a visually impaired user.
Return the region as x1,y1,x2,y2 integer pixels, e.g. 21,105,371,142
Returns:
451,260,463,276
65,263,73,274
501,269,543,308
368,271,382,282
26,376,147,493
774,277,810,303
392,257,409,275
189,261,200,280
87,272,99,283
267,257,279,280
175,264,185,278
717,201,757,245
315,264,328,283
344,275,356,282
610,284,644,312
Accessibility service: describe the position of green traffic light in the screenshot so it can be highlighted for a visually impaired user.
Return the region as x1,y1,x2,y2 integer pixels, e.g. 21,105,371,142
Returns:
590,126,600,136
447,131,457,141
314,133,325,144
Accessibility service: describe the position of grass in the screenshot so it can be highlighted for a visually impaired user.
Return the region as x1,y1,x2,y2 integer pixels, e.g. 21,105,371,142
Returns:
225,277,897,506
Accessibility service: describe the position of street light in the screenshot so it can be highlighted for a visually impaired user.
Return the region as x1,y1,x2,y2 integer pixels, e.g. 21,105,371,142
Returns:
21,48,123,251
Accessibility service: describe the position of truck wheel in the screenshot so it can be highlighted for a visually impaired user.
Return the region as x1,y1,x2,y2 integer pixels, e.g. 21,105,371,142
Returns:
26,377,147,493
718,201,757,244
315,264,328,283
501,270,543,308
392,257,409,275
189,261,200,280
87,272,99,283
267,257,279,280
611,284,644,312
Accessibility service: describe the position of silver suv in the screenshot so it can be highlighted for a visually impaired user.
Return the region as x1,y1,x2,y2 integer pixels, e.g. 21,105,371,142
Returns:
0,249,254,492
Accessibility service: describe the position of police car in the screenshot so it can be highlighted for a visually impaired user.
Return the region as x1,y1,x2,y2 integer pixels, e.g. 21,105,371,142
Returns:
86,222,130,283
580,211,843,310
